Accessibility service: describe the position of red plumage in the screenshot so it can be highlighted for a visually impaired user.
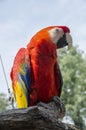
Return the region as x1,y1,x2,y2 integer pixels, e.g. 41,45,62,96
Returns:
28,39,62,105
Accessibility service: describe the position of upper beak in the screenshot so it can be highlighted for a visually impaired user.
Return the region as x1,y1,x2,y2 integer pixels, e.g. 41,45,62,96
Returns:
66,33,73,49
56,33,73,49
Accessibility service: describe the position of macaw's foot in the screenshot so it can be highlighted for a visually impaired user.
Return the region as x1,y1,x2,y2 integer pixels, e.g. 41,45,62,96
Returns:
52,96,66,117
37,102,52,110
37,97,65,118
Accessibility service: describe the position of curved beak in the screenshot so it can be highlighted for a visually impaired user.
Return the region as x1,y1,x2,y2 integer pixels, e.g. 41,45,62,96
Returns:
66,33,73,49
57,33,73,49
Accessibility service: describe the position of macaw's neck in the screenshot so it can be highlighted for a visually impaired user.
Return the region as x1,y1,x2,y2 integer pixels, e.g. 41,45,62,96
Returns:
27,37,57,58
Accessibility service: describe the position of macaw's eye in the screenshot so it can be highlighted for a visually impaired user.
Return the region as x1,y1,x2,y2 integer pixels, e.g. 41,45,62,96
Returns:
56,29,59,32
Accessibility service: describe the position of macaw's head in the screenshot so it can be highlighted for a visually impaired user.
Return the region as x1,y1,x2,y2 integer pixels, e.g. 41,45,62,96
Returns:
32,26,73,49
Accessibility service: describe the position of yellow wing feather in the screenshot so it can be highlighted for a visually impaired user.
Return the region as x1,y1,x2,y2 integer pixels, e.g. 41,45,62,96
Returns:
15,81,28,108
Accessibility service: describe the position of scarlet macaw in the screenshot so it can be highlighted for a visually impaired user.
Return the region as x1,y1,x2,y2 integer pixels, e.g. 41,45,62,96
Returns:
10,26,72,108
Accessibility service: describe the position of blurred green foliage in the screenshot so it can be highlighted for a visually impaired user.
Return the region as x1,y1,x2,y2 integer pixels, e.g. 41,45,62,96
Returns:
59,46,86,130
0,93,8,111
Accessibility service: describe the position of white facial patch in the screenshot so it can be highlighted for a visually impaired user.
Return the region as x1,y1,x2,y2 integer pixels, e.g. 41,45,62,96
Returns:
48,28,64,44
66,33,73,49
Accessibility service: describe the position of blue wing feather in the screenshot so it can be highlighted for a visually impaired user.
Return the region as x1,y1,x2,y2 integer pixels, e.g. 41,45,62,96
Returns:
20,63,31,91
19,61,31,105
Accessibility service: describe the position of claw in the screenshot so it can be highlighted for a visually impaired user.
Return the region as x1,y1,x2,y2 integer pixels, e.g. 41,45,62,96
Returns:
52,96,65,114
37,102,51,109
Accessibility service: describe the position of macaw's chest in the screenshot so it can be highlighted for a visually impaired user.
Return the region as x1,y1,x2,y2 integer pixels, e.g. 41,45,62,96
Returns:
30,46,58,103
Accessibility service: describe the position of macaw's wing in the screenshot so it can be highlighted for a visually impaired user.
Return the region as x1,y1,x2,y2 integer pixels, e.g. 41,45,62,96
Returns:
10,48,31,108
54,63,63,97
